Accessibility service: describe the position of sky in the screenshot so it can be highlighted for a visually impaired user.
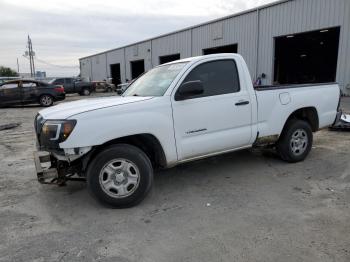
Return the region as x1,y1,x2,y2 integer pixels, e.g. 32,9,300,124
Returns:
0,0,277,77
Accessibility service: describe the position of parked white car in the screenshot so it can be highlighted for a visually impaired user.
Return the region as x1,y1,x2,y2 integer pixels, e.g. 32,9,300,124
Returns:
34,54,341,208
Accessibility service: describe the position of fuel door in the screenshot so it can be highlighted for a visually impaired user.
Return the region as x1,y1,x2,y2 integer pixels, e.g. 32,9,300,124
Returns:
279,92,291,105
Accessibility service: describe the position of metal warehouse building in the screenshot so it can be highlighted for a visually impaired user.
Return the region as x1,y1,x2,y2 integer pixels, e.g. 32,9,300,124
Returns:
79,0,350,95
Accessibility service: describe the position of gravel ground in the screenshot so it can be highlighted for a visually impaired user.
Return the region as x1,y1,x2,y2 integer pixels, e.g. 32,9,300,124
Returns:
0,94,349,262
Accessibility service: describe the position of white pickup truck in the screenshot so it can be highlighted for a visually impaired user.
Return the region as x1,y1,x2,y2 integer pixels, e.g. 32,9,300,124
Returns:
34,54,341,208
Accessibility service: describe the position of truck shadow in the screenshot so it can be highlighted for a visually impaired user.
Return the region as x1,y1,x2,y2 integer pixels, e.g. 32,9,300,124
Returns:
38,148,283,211
156,148,279,176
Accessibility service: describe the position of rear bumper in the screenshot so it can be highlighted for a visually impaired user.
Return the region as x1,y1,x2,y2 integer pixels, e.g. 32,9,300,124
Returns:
330,111,350,130
55,93,66,101
333,110,343,126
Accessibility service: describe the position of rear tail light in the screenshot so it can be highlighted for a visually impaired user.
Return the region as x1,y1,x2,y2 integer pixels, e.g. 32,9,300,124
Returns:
54,85,65,93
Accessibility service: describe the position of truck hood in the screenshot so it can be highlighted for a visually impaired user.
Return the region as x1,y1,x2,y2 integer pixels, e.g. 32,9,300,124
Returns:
39,96,153,119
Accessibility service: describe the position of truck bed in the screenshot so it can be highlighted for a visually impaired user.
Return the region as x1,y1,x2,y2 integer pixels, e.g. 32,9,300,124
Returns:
255,82,340,138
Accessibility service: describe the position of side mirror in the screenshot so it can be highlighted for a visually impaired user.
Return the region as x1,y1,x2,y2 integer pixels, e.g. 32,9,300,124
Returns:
175,80,204,101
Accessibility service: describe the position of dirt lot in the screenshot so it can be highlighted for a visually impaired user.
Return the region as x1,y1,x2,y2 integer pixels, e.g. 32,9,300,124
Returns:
0,94,349,262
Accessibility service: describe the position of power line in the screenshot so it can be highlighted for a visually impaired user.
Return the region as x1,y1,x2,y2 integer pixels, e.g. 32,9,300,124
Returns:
34,57,79,69
23,35,79,70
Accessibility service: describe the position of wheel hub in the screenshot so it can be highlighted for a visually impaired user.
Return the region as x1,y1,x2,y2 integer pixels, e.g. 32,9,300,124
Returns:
290,129,308,156
114,172,125,183
295,138,302,147
99,158,140,198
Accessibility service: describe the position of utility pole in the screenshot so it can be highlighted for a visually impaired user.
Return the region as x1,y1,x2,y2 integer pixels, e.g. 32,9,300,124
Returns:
27,36,32,77
16,58,20,74
27,35,36,77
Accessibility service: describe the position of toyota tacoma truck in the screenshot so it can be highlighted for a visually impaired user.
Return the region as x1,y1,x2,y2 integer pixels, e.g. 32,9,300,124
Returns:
33,54,341,208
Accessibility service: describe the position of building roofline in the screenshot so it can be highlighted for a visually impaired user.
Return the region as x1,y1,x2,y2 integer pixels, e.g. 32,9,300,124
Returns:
79,0,290,60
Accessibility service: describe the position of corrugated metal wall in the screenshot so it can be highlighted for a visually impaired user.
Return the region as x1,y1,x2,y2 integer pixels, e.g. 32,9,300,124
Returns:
91,53,107,81
192,11,258,79
125,41,152,79
257,0,350,91
106,49,125,83
79,0,350,95
80,58,92,81
151,30,192,66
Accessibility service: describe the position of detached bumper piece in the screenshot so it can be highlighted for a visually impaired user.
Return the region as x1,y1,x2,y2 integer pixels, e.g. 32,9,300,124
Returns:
330,111,350,131
33,151,85,186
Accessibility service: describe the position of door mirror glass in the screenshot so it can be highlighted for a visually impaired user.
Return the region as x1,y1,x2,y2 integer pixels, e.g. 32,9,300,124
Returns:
175,80,204,101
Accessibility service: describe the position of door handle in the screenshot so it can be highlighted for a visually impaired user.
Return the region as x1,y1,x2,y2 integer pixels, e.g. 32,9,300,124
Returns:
235,100,250,106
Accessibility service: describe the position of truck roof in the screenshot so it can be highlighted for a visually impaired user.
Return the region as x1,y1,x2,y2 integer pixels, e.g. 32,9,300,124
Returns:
162,53,242,66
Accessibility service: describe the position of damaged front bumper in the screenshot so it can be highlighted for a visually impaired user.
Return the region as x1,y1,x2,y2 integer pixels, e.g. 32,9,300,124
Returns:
33,151,85,185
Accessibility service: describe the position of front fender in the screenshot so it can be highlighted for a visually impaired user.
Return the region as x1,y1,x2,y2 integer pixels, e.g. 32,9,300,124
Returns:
59,97,178,165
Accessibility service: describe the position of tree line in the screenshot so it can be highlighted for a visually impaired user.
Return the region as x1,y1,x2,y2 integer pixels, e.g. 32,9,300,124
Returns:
0,66,18,77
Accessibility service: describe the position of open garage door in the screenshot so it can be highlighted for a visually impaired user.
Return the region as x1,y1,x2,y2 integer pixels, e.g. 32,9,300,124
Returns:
203,44,238,55
110,63,121,85
159,53,180,64
274,27,340,85
130,60,145,79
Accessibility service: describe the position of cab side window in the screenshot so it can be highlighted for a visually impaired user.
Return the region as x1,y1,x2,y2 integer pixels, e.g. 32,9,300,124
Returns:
181,60,240,99
65,78,72,85
54,79,64,85
22,81,37,88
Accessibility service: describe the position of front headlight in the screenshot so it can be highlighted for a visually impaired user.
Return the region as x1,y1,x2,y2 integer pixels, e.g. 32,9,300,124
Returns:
41,120,77,143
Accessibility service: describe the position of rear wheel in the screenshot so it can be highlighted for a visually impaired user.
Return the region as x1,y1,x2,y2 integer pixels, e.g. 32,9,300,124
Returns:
81,88,91,96
87,144,153,208
276,119,313,163
39,94,53,107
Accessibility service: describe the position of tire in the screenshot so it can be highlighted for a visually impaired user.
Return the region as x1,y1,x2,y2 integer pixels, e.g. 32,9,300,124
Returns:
81,88,91,96
276,119,313,163
39,94,53,107
86,144,153,208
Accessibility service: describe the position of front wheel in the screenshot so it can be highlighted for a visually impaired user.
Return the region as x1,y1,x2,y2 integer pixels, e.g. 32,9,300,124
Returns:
276,119,313,163
87,144,153,208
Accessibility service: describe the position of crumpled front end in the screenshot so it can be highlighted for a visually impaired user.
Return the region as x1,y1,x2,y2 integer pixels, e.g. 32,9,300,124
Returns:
33,151,86,185
33,114,91,185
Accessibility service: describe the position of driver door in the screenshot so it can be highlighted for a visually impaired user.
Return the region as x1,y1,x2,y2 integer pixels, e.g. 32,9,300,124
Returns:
171,59,252,161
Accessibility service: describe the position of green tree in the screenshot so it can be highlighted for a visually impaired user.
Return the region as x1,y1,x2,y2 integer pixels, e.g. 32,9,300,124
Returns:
0,66,18,77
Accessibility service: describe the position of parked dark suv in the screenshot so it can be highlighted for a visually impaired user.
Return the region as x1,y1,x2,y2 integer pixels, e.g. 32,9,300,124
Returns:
0,79,65,107
49,78,93,96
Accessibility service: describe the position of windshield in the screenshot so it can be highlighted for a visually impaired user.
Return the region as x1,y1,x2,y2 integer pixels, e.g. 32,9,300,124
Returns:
123,62,187,97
